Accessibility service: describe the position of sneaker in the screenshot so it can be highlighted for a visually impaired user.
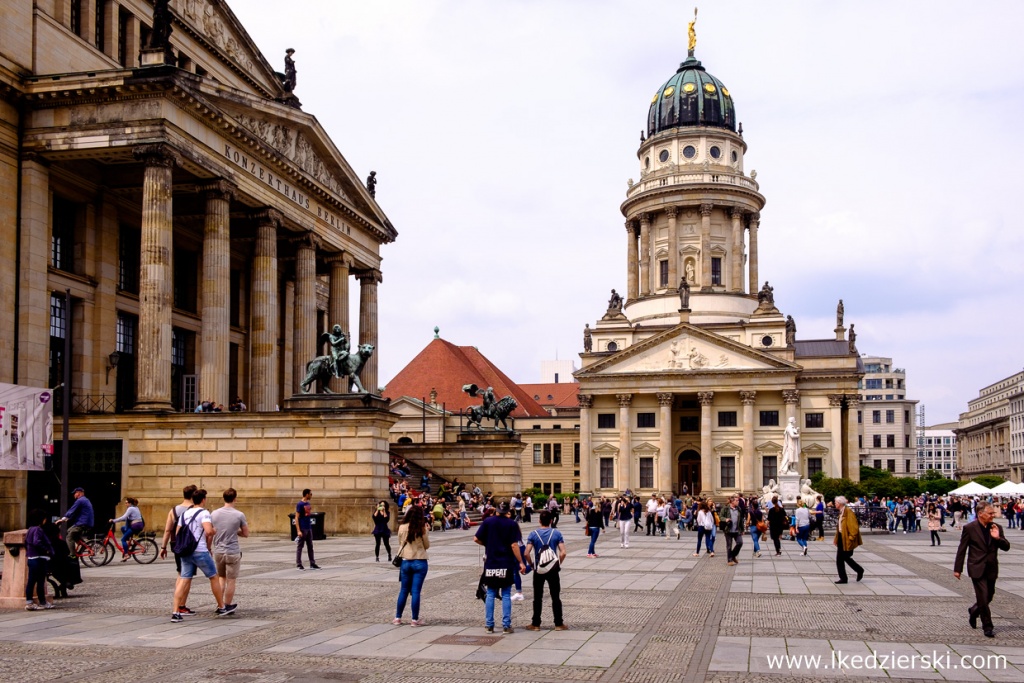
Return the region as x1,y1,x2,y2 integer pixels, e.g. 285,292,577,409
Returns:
43,603,56,610
411,619,424,627
802,547,808,556
511,592,524,602
216,604,237,616
755,552,762,558
393,617,403,625
554,624,569,631
727,561,736,566
177,606,196,616
524,624,542,631
25,603,41,611
226,604,237,612
309,564,322,570
587,553,595,558
171,613,183,623
503,627,514,634
485,626,494,633
296,565,305,570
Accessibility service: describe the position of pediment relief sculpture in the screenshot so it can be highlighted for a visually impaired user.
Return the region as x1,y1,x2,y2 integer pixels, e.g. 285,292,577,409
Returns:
179,0,257,75
609,337,762,374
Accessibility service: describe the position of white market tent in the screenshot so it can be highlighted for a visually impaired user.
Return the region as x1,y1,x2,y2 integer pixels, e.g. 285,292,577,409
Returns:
989,480,1024,495
949,481,993,496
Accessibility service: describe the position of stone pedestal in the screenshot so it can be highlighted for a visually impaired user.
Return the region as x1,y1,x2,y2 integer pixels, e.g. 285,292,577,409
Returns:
778,473,801,506
139,48,171,67
0,530,31,609
678,308,691,324
834,325,846,342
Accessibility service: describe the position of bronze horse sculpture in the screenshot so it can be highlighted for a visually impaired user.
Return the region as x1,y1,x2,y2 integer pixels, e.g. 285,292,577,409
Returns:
466,395,518,431
300,343,375,394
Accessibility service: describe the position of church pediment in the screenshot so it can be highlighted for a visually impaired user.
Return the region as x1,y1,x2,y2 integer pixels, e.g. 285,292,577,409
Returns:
593,443,620,455
714,441,742,455
801,443,829,456
577,323,798,377
389,396,447,417
632,442,659,455
756,441,782,455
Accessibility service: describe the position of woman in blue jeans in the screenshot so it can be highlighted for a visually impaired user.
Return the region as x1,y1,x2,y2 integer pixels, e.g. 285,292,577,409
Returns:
747,501,763,558
586,503,603,557
394,504,430,626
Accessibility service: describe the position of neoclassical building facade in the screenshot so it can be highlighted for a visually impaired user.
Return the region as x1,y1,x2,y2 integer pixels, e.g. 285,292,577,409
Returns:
576,48,862,499
0,0,396,529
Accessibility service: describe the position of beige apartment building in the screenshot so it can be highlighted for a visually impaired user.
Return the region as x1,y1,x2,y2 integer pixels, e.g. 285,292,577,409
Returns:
956,371,1024,481
0,0,397,531
856,356,918,477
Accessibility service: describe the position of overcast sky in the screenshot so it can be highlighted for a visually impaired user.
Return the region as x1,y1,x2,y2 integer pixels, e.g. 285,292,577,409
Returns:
231,0,1024,423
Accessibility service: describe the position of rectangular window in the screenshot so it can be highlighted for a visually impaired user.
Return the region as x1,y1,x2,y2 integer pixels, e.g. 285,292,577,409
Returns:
553,483,562,495
597,413,616,429
70,0,82,35
51,196,77,272
118,7,129,66
600,458,614,488
885,379,893,389
639,457,654,488
759,410,779,427
905,459,911,473
886,434,895,448
885,410,895,424
865,379,882,389
543,443,552,464
872,410,881,424
887,459,896,472
718,411,737,427
711,257,722,285
573,443,580,465
807,457,823,478
543,483,551,496
904,410,910,424
49,294,68,391
553,443,562,465
636,412,655,429
659,259,668,287
857,410,862,424
858,435,863,448
118,225,140,294
805,413,824,429
762,455,777,486
680,416,699,432
720,456,735,488
116,312,135,354
533,444,542,465
873,434,881,448
873,459,881,470
95,0,105,50
905,435,911,448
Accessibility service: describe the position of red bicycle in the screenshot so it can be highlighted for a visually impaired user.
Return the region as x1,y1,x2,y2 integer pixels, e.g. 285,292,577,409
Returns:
93,522,159,565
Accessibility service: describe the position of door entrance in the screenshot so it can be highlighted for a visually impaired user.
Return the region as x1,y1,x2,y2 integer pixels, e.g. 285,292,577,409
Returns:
678,450,701,496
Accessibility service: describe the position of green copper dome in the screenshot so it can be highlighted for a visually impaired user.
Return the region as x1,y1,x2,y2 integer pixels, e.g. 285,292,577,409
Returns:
647,56,736,136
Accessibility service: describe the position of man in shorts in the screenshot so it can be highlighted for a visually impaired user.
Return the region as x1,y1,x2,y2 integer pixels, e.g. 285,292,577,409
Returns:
160,484,198,616
171,488,229,622
211,488,249,614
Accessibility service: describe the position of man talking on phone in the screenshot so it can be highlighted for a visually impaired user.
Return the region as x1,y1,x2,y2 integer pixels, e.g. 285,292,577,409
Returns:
954,501,1010,637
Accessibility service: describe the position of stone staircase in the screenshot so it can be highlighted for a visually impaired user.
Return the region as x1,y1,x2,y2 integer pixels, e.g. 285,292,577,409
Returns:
390,456,483,526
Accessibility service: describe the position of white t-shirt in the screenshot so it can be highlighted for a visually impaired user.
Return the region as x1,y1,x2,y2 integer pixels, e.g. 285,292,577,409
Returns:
795,507,810,527
646,498,658,513
697,510,715,530
181,507,212,554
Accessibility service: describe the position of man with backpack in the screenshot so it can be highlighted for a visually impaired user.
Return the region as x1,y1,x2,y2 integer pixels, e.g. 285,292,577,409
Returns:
160,484,198,616
667,497,681,539
170,488,229,622
523,510,567,632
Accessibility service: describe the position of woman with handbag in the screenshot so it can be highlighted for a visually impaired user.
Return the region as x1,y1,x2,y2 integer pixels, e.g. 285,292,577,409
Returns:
693,500,715,557
585,501,603,557
372,500,392,562
393,504,430,626
110,497,145,561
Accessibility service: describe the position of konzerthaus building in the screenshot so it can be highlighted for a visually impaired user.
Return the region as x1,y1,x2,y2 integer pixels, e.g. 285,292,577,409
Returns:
0,0,397,530
575,42,863,499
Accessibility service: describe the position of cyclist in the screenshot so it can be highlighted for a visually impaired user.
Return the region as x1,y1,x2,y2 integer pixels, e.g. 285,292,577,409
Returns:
57,487,94,558
110,496,145,561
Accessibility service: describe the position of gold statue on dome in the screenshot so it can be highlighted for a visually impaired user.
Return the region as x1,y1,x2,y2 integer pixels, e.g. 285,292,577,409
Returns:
687,7,698,56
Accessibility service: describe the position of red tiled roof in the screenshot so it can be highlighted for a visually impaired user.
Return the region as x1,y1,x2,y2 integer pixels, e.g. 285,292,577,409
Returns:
383,338,548,417
519,383,580,410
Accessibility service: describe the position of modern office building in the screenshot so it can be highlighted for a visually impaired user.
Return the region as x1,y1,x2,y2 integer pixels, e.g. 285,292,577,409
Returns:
857,356,918,477
917,423,958,479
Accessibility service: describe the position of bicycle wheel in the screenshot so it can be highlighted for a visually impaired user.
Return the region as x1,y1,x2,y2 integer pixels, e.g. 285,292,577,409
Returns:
81,540,107,567
130,537,159,564
98,540,115,566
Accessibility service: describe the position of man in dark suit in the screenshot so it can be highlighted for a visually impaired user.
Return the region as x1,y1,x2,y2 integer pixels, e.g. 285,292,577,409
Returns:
954,501,1010,637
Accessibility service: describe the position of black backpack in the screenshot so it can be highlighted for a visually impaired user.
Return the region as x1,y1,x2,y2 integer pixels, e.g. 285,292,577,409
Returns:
171,506,201,557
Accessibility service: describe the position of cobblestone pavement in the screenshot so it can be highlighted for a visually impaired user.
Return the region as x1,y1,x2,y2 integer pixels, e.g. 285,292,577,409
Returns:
3,521,1024,682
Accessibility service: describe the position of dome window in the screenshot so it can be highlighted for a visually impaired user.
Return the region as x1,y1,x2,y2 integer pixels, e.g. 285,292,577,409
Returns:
761,335,774,347
682,145,696,159
663,86,675,98
704,83,717,94
709,146,721,159
645,156,651,169
731,151,738,162
659,150,670,162
607,341,618,352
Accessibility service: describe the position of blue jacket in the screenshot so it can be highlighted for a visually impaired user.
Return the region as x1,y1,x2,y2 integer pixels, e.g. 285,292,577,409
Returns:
65,496,94,528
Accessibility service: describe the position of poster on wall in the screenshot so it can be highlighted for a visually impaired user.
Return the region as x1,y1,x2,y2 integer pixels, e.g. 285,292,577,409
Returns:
0,382,54,471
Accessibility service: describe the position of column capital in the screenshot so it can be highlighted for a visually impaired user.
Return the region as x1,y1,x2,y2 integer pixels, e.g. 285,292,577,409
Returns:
199,179,236,202
782,389,801,404
355,268,383,285
664,206,679,219
327,251,355,268
748,212,761,227
252,208,283,228
578,394,593,408
699,203,714,217
133,143,181,168
616,393,633,407
21,151,50,167
697,391,714,406
845,395,861,408
625,219,638,234
828,394,845,407
638,212,652,226
291,231,322,252
657,392,674,406
730,207,745,220
740,390,757,405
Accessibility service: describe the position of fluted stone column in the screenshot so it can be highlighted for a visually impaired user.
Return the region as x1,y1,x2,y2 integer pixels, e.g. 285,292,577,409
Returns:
666,207,679,291
579,394,593,493
698,392,714,495
357,269,381,394
730,208,744,293
741,390,757,493
845,396,860,480
748,212,760,295
199,180,234,407
828,394,845,478
328,254,352,392
699,204,713,290
626,220,639,300
250,209,282,411
292,233,320,394
783,389,800,425
132,144,179,411
616,394,632,491
638,213,651,296
657,393,674,494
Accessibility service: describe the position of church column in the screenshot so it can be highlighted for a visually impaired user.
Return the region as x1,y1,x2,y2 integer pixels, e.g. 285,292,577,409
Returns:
730,208,744,293
357,269,382,393
698,392,714,494
783,389,800,424
292,232,320,394
747,212,760,294
132,144,179,411
625,220,638,300
657,393,674,494
845,396,860,480
198,180,234,408
828,394,845,478
578,394,593,493
638,214,651,296
328,253,352,392
741,390,757,493
666,207,679,290
616,394,632,491
699,204,713,289
250,209,282,411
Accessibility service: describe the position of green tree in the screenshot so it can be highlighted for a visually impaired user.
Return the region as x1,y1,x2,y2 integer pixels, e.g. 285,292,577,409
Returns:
972,475,1006,490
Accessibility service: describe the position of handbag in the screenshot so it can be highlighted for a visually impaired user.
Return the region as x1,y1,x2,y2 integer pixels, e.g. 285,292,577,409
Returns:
756,521,767,534
392,542,407,568
585,525,591,536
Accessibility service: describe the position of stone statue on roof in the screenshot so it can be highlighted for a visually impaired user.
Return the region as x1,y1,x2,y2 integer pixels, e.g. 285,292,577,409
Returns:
283,49,297,92
836,299,844,328
608,289,623,311
785,315,796,347
848,324,857,354
366,170,377,198
583,324,592,353
678,277,690,310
